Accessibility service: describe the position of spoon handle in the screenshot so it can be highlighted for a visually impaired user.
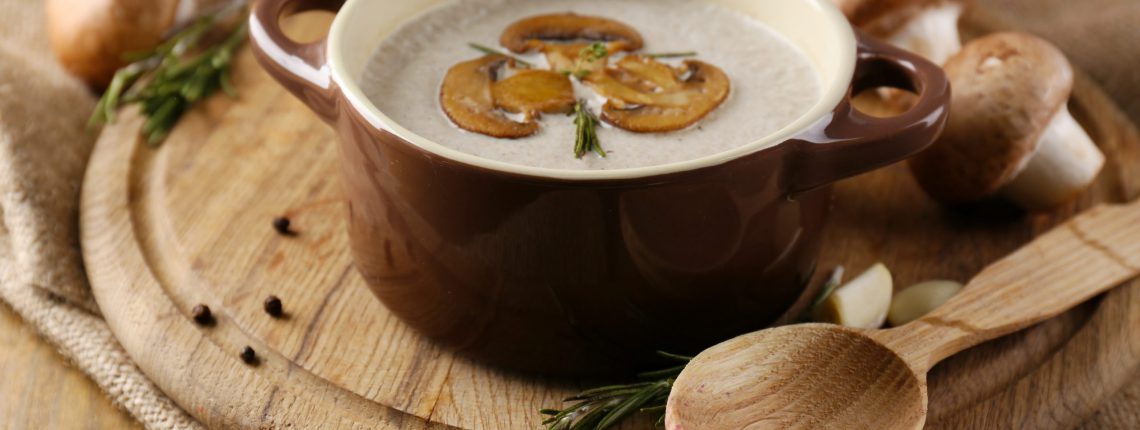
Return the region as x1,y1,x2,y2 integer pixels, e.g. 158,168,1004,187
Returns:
873,201,1140,372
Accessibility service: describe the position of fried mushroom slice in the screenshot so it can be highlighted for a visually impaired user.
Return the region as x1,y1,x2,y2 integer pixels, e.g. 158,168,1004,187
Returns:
440,55,538,138
500,13,644,54
541,42,615,77
593,58,730,132
491,69,575,118
584,57,688,108
607,55,683,91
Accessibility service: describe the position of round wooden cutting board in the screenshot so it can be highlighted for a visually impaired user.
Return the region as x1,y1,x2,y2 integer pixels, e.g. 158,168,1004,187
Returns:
80,11,1140,430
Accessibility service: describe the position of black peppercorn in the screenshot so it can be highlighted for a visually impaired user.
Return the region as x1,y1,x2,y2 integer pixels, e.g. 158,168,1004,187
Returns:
263,295,283,317
191,304,213,326
240,346,258,365
272,216,293,235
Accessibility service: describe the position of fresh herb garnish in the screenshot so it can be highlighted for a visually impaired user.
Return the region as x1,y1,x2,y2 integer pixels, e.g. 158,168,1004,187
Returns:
581,42,609,62
89,3,248,145
568,42,609,79
571,100,605,159
540,351,691,430
644,51,698,59
468,42,534,67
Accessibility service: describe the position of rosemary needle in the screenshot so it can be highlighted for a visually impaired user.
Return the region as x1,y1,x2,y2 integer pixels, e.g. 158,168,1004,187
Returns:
540,351,692,430
644,51,698,59
467,42,534,67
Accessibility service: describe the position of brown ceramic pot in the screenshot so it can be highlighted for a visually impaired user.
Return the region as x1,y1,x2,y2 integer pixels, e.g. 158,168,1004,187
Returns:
250,0,950,375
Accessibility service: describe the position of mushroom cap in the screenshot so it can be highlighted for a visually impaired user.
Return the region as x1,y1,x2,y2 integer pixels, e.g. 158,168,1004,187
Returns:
909,32,1074,203
499,13,644,54
439,55,539,138
594,58,731,133
832,0,965,36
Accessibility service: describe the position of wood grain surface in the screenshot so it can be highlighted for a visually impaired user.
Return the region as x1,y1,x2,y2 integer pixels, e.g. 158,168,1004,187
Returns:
668,195,1140,430
0,304,142,429
75,8,1140,430
4,2,1140,430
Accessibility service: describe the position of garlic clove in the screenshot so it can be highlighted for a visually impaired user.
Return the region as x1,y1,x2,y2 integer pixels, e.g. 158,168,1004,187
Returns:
813,263,893,329
888,280,964,326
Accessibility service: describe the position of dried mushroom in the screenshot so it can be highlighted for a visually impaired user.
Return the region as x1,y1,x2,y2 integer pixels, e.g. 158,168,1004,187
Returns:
591,57,730,133
500,13,644,54
440,55,538,138
491,69,575,118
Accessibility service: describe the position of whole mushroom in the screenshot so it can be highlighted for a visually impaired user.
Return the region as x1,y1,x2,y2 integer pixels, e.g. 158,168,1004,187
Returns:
46,0,180,89
909,32,1105,212
833,0,966,65
45,0,232,89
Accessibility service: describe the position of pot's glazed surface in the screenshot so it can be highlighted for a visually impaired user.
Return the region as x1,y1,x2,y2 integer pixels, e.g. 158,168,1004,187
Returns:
250,0,949,374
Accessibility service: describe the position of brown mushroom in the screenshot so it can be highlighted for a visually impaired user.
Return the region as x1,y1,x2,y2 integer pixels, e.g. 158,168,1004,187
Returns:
909,32,1104,211
540,42,618,77
440,55,538,138
833,0,966,65
46,0,180,89
499,13,644,54
586,56,691,108
491,69,575,118
590,57,730,133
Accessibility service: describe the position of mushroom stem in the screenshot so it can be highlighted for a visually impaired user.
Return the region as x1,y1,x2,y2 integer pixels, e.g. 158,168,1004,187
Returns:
884,3,963,65
1001,106,1105,211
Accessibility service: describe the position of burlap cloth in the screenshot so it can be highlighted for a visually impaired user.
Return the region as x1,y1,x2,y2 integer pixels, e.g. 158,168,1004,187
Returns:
0,0,201,428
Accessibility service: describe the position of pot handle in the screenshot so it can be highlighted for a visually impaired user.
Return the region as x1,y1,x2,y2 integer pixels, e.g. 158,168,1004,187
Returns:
788,29,950,193
249,0,346,122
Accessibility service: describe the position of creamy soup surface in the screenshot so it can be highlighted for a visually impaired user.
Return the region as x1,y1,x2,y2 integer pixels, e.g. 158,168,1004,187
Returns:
361,0,822,170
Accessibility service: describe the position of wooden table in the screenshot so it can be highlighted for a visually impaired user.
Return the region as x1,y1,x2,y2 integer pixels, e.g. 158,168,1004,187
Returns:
0,304,141,429
1,1,1138,428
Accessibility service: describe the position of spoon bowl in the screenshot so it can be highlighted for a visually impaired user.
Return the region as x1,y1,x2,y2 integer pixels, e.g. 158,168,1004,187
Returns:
666,324,926,430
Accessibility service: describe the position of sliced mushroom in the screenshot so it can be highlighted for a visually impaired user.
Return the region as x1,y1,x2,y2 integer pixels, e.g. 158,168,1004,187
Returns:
440,55,538,138
833,0,965,65
491,69,575,118
594,58,731,133
540,42,614,77
607,55,683,92
909,32,1104,211
499,13,644,54
585,57,693,108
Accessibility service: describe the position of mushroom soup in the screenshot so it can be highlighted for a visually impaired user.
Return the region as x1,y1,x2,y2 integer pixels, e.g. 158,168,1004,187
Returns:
361,0,822,170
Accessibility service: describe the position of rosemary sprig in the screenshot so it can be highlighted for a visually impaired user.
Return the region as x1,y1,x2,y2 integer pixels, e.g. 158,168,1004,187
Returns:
644,51,698,59
89,4,248,145
468,42,534,67
541,351,692,430
571,100,605,159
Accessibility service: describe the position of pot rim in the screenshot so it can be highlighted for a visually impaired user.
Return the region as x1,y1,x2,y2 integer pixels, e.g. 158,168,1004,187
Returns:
327,0,856,181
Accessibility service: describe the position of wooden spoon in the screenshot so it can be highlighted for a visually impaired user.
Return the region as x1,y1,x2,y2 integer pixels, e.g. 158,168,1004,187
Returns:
665,201,1140,430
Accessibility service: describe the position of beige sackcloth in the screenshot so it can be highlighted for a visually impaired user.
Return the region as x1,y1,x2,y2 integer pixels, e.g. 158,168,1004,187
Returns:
0,1,202,428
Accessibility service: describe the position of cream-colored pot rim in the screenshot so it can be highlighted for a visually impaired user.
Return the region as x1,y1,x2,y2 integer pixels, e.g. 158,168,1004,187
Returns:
327,0,856,180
